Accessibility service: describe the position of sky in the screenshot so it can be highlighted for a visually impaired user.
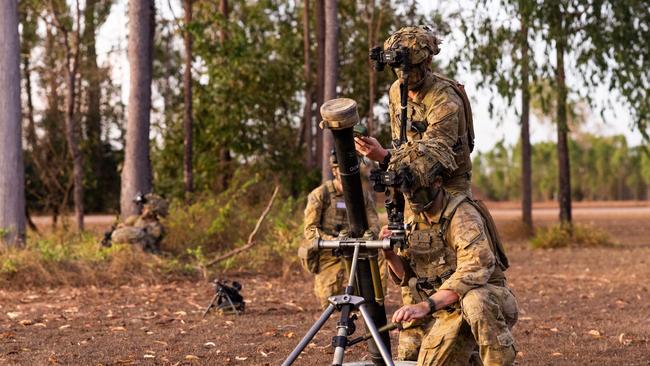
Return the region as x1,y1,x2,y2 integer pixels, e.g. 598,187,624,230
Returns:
96,0,644,153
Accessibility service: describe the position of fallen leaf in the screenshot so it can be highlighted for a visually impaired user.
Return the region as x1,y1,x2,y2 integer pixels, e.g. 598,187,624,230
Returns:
551,352,562,356
284,332,295,338
225,320,234,326
6,312,22,320
174,311,187,317
185,355,200,360
235,356,248,361
19,319,34,326
58,324,71,330
588,329,601,337
550,327,559,332
204,342,216,348
618,333,632,346
111,326,127,332
33,323,47,328
143,354,155,359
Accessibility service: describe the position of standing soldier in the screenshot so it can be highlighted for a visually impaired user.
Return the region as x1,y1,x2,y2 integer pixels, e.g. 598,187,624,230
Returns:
299,150,382,309
355,25,476,360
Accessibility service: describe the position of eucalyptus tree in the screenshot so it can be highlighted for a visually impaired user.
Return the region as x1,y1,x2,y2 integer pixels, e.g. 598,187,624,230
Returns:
0,0,26,245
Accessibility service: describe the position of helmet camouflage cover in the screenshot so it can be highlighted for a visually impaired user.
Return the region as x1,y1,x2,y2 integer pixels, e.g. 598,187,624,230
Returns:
388,140,458,190
142,193,169,218
383,25,441,65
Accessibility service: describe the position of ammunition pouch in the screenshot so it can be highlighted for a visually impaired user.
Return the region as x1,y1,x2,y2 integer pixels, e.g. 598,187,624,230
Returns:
298,240,320,274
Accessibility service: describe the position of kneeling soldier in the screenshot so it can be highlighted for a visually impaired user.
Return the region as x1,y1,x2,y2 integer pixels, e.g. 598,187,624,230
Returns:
382,141,518,365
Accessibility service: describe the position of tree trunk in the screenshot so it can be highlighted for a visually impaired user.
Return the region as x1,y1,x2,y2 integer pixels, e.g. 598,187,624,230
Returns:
315,0,325,172
183,0,194,201
82,0,105,213
302,0,314,169
56,0,84,231
555,11,572,226
520,7,532,233
322,0,338,182
217,0,232,190
0,0,26,246
121,0,155,218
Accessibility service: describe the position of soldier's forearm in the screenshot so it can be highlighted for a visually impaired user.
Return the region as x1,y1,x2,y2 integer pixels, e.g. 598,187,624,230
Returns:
383,249,405,280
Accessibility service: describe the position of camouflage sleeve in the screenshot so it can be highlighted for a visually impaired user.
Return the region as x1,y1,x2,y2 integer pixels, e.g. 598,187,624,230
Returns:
388,254,417,286
364,191,380,239
438,203,496,298
123,215,139,227
303,187,327,241
422,87,463,149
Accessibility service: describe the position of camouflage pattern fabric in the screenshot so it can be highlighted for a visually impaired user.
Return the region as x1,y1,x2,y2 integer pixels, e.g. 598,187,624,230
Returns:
383,26,441,65
397,286,434,361
389,140,458,189
388,72,473,197
111,195,168,252
393,196,518,365
302,180,383,309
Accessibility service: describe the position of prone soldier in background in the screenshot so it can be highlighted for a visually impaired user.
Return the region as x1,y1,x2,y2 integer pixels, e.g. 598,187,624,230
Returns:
357,25,477,360
299,150,383,309
104,193,169,253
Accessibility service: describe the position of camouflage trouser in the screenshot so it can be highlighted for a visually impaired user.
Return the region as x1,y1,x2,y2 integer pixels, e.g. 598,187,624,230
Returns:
314,251,388,310
398,286,435,361
417,284,518,366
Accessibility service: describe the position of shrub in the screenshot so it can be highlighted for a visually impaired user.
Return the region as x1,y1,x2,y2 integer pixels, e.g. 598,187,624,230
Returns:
531,223,613,249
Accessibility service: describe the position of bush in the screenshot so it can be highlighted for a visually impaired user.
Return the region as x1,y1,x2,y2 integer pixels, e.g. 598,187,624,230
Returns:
163,170,306,273
531,223,613,249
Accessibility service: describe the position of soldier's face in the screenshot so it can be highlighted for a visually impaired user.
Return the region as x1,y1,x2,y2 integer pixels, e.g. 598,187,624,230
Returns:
396,66,426,91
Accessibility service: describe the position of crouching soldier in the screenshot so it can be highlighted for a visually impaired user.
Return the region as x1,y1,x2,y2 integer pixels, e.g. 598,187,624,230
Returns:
108,193,169,253
382,141,518,365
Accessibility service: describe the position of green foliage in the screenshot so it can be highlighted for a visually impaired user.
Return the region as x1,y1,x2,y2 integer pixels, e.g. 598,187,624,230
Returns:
531,223,613,249
474,134,650,201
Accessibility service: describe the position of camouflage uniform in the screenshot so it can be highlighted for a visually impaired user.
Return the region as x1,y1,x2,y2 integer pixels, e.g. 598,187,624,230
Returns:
383,26,476,359
387,142,518,365
391,194,518,366
385,26,475,197
302,180,382,309
111,194,168,252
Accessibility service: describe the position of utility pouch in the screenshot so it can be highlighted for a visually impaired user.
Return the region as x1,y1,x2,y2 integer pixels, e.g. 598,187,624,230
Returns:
298,241,320,274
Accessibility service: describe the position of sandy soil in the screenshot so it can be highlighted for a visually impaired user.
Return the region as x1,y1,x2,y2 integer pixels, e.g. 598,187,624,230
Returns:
3,206,649,365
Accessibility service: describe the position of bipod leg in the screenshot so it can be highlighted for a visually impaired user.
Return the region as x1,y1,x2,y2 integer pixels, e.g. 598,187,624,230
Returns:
202,293,219,318
331,301,354,365
358,303,394,366
282,304,336,366
223,293,240,315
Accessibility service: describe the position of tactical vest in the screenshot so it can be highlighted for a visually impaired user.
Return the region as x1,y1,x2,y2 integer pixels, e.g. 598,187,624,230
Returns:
390,73,475,184
319,181,349,237
407,195,508,294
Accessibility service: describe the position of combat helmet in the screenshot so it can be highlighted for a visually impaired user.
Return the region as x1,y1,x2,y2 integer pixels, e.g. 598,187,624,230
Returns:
142,193,169,218
383,25,441,66
388,140,457,212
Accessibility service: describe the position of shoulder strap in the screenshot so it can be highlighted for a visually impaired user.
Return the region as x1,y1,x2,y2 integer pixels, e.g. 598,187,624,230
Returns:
322,181,333,208
432,73,475,153
437,194,468,239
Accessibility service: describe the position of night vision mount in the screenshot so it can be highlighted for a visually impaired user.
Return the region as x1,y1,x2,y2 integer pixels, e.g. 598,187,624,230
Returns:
369,46,410,72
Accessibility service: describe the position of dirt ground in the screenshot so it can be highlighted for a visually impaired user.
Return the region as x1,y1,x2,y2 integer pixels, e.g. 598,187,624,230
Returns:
2,206,650,365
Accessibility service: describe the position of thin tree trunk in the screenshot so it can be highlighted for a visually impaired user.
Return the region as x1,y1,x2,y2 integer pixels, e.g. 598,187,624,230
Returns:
315,0,325,172
302,0,314,169
0,0,26,246
322,0,338,182
121,0,155,218
183,0,194,201
555,11,572,226
520,6,532,232
218,0,232,190
53,0,84,230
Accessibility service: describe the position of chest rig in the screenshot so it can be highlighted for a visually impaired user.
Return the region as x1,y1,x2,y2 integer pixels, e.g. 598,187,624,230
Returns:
406,195,465,292
319,181,349,237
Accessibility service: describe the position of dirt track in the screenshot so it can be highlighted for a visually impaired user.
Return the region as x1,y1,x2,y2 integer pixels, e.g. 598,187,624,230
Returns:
3,206,650,365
